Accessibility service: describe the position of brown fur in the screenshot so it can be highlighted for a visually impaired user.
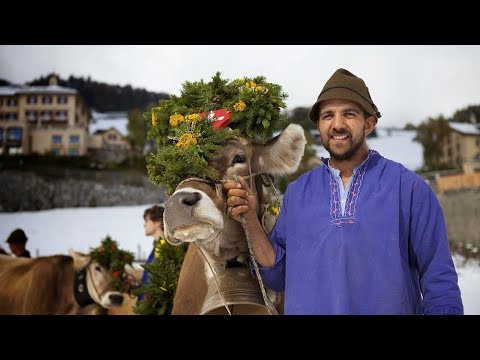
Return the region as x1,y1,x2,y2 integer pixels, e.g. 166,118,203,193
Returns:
0,252,123,315
171,244,208,315
167,124,306,315
0,254,78,315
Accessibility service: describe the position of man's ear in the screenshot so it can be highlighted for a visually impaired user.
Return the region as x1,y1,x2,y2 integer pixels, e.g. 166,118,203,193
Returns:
365,115,377,136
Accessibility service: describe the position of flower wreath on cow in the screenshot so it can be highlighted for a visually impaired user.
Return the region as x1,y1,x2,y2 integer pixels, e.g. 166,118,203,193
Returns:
135,72,306,315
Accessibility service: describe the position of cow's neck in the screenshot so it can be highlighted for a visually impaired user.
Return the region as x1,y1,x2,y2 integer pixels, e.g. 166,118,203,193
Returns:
200,214,250,260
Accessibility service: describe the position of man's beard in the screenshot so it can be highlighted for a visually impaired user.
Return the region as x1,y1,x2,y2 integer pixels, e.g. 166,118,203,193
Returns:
321,128,365,161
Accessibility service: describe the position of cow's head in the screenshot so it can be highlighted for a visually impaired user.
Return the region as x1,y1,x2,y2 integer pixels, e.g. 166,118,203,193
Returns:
164,123,306,260
69,249,124,309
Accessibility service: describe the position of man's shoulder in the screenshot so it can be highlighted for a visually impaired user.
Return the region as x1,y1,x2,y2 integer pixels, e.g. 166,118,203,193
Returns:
290,164,326,187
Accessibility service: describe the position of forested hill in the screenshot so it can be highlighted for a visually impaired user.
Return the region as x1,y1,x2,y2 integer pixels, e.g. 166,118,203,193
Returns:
28,74,170,112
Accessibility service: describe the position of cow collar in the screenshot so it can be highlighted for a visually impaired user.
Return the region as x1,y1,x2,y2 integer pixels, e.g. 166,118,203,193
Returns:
74,266,95,307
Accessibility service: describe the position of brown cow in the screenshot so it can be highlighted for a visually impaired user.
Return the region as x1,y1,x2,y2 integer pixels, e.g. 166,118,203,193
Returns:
0,249,124,315
164,123,306,314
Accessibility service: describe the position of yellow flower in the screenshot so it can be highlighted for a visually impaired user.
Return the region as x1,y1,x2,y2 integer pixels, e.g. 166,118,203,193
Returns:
271,207,280,217
154,247,161,258
185,113,202,122
255,86,264,93
170,113,185,127
151,112,157,126
245,81,257,89
233,101,246,112
176,133,198,148
160,239,166,246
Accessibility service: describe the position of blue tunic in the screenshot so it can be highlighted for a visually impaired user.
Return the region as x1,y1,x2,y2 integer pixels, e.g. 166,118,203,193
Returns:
260,150,463,315
137,248,155,301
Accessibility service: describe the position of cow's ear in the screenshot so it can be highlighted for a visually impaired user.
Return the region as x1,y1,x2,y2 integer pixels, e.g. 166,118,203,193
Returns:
69,249,91,270
252,123,306,175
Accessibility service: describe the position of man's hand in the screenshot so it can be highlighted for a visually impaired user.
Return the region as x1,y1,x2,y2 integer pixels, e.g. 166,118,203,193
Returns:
224,177,258,222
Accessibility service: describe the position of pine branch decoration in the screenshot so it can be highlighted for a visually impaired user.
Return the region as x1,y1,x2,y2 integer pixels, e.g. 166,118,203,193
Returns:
145,72,289,194
89,235,135,292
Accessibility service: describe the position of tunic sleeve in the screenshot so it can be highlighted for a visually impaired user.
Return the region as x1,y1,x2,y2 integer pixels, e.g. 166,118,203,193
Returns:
409,177,463,315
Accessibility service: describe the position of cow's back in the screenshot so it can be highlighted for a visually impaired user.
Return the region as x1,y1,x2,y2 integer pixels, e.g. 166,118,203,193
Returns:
0,254,76,314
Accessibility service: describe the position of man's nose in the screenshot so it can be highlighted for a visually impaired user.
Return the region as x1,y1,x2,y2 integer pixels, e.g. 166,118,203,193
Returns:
331,113,346,129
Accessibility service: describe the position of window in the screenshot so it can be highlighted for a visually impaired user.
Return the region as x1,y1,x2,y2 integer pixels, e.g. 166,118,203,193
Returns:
6,112,18,121
7,127,22,141
107,133,117,141
0,128,4,141
51,148,61,156
42,96,52,104
55,111,67,121
41,111,52,121
26,111,37,122
69,135,80,144
7,98,17,106
58,95,67,104
27,96,37,104
68,149,80,156
52,135,62,144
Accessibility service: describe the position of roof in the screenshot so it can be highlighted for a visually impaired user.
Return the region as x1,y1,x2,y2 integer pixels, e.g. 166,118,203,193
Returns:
0,85,77,96
449,122,480,135
93,127,124,136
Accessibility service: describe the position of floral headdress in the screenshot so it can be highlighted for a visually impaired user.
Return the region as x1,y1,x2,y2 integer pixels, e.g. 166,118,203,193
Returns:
146,72,288,194
89,235,135,292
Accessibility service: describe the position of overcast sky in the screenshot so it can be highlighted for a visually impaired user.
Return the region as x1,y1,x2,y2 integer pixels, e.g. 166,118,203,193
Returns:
1,45,480,128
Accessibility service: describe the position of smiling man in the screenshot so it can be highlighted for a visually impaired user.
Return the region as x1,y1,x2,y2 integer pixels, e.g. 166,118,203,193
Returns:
224,68,464,315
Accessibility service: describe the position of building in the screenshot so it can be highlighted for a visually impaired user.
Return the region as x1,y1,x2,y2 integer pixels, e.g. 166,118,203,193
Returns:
0,74,90,156
88,127,131,163
440,122,480,171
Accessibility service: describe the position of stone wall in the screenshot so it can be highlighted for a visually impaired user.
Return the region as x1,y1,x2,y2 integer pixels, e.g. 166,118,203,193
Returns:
0,169,166,212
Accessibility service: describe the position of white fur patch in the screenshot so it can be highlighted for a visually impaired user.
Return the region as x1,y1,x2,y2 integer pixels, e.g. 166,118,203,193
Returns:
168,187,224,243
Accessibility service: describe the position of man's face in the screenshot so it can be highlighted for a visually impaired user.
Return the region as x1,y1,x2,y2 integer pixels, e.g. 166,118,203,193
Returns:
8,242,24,257
317,99,375,161
144,216,161,236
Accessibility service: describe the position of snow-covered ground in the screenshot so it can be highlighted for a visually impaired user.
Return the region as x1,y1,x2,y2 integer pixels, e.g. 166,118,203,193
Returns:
0,204,478,314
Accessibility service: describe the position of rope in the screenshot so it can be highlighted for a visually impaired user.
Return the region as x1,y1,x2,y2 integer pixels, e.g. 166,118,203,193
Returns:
233,170,278,316
240,215,278,315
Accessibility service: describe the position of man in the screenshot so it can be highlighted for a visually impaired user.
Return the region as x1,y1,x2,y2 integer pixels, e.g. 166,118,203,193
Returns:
138,205,165,301
225,68,463,315
6,228,31,258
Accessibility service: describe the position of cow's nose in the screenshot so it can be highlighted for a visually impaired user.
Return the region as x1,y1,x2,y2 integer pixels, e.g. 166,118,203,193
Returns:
181,192,201,206
109,294,124,305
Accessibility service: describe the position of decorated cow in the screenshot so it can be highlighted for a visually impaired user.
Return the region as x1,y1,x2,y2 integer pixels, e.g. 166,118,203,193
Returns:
142,73,306,314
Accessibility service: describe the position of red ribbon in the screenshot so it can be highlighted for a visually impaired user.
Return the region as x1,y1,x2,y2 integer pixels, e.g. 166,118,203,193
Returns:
199,108,232,129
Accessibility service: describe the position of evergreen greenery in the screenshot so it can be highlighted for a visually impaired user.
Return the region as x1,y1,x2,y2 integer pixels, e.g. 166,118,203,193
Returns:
89,235,135,292
133,240,188,315
146,72,289,194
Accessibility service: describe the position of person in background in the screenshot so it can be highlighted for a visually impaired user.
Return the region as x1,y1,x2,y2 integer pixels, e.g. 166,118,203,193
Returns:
224,68,463,315
138,205,165,301
6,228,31,258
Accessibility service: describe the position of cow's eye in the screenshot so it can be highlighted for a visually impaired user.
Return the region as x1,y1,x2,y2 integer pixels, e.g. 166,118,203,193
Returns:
232,154,246,164
95,266,102,272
